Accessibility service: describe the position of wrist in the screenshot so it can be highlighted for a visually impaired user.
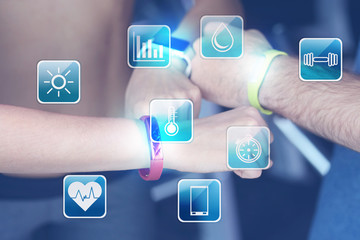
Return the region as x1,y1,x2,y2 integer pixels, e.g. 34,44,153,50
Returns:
247,50,287,114
162,143,178,170
258,55,297,112
133,119,152,169
162,142,191,171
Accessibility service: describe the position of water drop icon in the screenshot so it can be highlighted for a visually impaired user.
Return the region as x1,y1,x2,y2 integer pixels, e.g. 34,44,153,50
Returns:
211,23,234,52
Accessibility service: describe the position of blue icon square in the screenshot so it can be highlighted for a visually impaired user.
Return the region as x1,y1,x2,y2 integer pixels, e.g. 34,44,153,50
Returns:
150,99,193,143
227,126,270,169
299,38,342,81
37,60,80,104
178,179,221,222
201,15,243,58
63,175,106,218
128,25,171,68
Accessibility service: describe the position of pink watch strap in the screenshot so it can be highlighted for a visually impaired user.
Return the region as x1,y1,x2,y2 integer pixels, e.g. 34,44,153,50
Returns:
139,116,163,181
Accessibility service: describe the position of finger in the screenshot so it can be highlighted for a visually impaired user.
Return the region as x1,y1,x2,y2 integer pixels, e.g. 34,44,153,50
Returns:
192,99,201,119
241,107,274,143
232,159,273,178
270,131,274,143
234,170,262,179
190,85,202,119
192,38,200,54
264,160,274,170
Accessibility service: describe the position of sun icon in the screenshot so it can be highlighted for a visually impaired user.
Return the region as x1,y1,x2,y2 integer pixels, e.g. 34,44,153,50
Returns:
44,67,74,98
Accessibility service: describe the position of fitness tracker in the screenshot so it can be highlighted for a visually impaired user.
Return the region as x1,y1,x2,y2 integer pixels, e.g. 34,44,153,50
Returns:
151,37,195,77
169,37,195,77
248,49,288,115
139,116,163,181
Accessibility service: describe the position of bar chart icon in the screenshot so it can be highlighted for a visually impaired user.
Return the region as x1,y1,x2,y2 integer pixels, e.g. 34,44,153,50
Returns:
128,25,171,68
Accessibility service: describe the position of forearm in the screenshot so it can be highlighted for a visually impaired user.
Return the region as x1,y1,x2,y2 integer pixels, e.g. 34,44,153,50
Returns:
173,0,243,42
0,105,150,174
260,56,360,151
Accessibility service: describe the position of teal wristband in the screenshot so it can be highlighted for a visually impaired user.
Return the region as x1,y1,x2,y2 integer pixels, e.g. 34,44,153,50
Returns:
248,49,287,115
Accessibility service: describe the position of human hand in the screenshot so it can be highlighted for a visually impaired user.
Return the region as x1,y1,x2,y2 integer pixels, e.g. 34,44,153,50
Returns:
164,106,273,179
191,29,273,108
125,65,202,118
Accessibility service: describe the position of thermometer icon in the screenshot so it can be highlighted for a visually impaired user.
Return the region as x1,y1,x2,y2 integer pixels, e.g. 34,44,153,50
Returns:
164,106,179,136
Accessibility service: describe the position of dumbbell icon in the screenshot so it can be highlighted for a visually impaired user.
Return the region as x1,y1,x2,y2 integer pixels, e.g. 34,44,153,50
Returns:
303,52,339,67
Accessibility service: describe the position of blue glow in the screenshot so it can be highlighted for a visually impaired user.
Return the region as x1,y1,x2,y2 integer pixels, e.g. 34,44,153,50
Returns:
150,99,193,143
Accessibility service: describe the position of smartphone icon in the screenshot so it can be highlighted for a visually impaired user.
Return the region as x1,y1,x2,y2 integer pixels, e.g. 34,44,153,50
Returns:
190,186,209,216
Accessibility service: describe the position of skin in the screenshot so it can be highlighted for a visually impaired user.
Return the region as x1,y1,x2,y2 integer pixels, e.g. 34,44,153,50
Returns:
261,57,360,152
0,0,132,117
0,104,149,174
126,0,245,118
0,1,267,179
125,60,202,118
126,0,269,178
0,0,133,177
0,104,268,180
164,107,272,178
191,30,360,152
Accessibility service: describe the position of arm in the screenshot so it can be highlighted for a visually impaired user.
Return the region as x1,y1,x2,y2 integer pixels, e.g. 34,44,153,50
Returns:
125,0,244,118
260,56,360,152
0,104,267,178
191,30,360,152
0,104,149,174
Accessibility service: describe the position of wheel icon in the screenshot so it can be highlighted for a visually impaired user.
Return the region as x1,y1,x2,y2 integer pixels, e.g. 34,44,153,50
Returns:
235,135,262,163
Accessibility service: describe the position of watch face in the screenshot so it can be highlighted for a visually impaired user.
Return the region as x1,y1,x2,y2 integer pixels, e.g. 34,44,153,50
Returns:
236,135,262,163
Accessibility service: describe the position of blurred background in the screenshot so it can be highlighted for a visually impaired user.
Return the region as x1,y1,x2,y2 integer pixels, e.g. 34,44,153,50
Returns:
1,0,360,239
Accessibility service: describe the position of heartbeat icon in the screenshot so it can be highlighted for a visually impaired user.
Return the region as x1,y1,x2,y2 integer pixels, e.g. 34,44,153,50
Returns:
68,182,102,211
73,187,99,202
